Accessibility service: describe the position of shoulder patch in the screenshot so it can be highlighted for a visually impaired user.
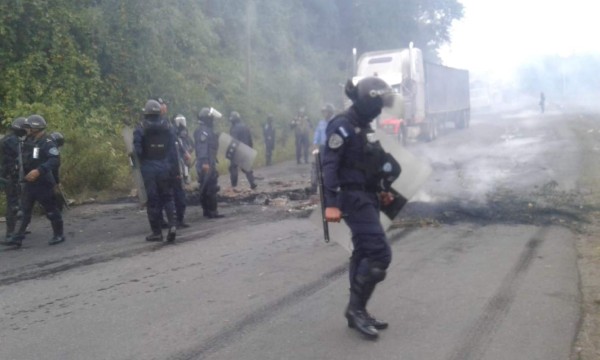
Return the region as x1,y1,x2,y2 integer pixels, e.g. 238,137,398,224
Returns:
328,133,344,149
49,147,60,156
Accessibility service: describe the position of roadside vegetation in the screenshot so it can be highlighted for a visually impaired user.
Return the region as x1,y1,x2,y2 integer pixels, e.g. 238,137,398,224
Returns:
0,0,463,204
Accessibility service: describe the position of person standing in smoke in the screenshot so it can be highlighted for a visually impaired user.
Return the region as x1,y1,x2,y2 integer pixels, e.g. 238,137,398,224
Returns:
290,107,311,164
311,103,336,193
539,92,545,114
194,107,224,219
322,77,399,340
134,99,178,243
228,111,257,190
262,115,276,166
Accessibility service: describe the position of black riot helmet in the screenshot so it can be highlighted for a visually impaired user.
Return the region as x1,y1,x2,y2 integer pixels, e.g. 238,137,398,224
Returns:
229,111,241,123
143,99,162,116
50,131,65,147
25,114,47,130
11,117,27,137
345,77,394,121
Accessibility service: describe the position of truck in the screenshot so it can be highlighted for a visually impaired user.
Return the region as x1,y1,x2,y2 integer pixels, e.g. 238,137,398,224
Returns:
353,46,470,143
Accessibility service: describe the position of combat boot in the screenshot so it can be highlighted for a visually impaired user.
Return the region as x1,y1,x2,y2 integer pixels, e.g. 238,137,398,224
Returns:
49,235,65,245
345,305,388,330
49,220,65,245
146,232,162,242
345,307,378,339
1,234,23,248
166,226,176,243
345,290,378,339
176,221,190,229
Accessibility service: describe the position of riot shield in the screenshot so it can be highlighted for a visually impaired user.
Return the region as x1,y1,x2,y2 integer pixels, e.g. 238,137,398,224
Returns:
218,132,257,172
311,129,431,253
121,127,147,207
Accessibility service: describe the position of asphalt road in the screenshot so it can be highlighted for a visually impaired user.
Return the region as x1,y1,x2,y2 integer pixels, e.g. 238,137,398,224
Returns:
0,104,581,360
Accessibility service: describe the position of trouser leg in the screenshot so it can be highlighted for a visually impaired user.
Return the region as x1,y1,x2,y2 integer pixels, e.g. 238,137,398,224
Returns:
229,162,238,187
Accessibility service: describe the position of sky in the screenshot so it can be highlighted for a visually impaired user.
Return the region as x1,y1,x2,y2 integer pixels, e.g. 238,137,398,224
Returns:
440,0,600,81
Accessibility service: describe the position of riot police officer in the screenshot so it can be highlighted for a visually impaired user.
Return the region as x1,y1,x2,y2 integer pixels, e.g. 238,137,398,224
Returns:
170,114,192,228
322,77,399,339
134,99,178,242
1,117,27,241
228,111,257,189
3,115,65,247
194,107,224,218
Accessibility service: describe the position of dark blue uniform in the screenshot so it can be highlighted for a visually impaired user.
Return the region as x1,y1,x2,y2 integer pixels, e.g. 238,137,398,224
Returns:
322,106,394,337
13,134,63,244
262,120,275,166
229,121,256,188
322,107,392,277
134,120,178,235
1,134,22,238
194,120,221,217
171,126,189,226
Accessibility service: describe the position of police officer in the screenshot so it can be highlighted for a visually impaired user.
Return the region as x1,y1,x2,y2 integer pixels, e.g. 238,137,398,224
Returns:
170,114,192,228
134,99,178,242
3,115,65,247
228,111,257,190
48,131,69,211
322,77,399,339
194,107,224,219
1,117,27,241
262,115,276,166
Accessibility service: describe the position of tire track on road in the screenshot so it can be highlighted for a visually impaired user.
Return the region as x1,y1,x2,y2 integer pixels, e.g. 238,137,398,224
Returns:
446,227,549,360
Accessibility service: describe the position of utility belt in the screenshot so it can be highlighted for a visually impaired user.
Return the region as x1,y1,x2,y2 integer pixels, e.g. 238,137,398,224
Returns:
340,183,378,192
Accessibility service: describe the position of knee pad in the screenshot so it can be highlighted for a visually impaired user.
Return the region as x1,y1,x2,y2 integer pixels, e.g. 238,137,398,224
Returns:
46,211,62,222
368,262,387,283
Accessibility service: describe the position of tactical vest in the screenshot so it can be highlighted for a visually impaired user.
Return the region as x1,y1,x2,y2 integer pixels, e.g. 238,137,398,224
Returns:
349,125,400,191
142,123,171,160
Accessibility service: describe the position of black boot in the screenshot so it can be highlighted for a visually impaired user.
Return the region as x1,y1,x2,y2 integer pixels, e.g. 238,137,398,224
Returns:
359,282,388,330
1,234,23,247
176,220,190,229
345,290,378,339
166,226,176,243
49,220,65,245
145,232,163,242
146,222,162,242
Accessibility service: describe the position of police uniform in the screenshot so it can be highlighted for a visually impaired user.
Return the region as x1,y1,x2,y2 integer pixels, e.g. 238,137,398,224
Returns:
134,101,178,242
194,111,222,218
171,125,190,227
228,113,257,189
322,77,398,339
11,132,63,246
1,133,22,239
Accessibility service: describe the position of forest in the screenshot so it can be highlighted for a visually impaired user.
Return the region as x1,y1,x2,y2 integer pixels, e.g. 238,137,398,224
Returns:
0,0,463,197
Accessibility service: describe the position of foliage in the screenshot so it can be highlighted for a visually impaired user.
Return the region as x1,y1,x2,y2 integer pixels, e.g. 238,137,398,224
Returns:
0,0,463,198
